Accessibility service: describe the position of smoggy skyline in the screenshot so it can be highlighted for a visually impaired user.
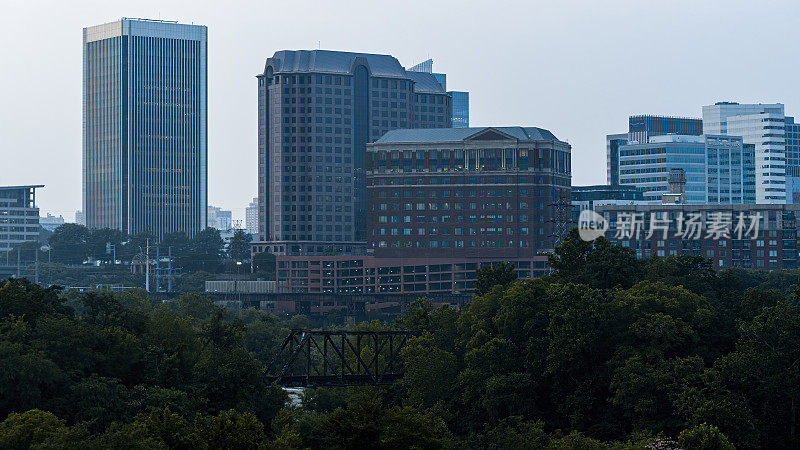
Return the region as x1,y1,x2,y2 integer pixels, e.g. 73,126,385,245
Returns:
2,0,799,224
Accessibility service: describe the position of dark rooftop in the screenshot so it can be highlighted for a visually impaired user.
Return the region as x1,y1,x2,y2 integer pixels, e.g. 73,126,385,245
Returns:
373,127,560,144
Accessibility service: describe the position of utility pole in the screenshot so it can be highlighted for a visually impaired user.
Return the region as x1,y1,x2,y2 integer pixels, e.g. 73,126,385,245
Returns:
16,248,20,278
145,239,150,292
35,247,39,284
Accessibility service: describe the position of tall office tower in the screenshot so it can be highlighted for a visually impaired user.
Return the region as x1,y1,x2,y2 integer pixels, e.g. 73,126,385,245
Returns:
245,197,258,236
82,18,207,238
784,117,800,202
628,115,703,144
703,102,786,204
254,50,451,256
408,58,469,128
617,134,748,204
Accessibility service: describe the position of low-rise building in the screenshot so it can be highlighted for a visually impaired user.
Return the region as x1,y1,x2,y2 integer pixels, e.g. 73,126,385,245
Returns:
594,203,800,270
0,185,43,252
571,184,643,224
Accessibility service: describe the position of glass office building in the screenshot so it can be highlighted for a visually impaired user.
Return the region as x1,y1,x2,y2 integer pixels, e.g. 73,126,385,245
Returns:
703,102,786,204
618,134,749,204
608,115,702,186
82,18,207,237
785,117,800,202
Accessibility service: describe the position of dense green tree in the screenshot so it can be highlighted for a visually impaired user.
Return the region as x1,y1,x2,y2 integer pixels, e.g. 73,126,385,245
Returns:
548,229,643,290
252,251,276,280
715,301,800,448
47,223,91,264
227,229,253,262
474,262,518,296
0,279,69,324
88,228,124,262
4,235,800,448
0,409,68,449
678,423,735,450
400,332,458,407
322,390,384,449
121,232,158,262
160,232,190,258
180,228,224,273
195,409,267,449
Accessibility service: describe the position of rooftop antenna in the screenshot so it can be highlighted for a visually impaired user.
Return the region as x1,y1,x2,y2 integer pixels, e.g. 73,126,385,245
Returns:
318,40,321,49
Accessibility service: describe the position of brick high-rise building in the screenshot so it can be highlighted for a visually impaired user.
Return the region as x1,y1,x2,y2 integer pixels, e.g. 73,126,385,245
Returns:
366,127,571,258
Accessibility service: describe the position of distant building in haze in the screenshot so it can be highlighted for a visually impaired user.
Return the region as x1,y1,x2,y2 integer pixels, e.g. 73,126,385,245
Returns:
207,206,232,231
245,197,258,236
39,214,65,232
82,18,207,237
74,210,85,226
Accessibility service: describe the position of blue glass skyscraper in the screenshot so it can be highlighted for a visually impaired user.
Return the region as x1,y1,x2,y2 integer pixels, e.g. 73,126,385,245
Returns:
82,18,207,237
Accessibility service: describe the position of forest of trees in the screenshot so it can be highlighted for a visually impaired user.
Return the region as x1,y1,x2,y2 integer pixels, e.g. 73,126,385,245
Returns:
1,229,799,448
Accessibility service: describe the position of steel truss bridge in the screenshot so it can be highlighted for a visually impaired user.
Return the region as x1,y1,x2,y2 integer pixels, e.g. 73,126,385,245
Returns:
265,329,413,387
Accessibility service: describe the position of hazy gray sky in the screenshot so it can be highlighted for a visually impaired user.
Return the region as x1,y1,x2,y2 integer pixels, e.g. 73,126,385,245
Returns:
2,0,799,224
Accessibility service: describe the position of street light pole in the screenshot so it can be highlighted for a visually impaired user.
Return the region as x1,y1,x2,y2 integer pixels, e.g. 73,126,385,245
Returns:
236,261,242,303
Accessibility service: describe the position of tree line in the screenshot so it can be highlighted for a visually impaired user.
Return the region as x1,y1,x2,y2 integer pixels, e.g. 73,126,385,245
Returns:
2,224,277,285
2,229,800,447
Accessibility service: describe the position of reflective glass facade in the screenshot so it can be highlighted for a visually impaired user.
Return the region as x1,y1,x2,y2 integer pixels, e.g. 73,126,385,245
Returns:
449,91,469,128
618,135,749,204
703,103,786,204
83,18,207,237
